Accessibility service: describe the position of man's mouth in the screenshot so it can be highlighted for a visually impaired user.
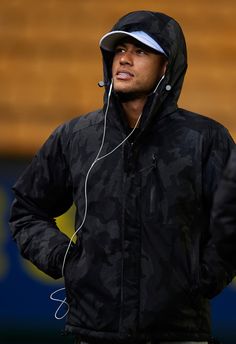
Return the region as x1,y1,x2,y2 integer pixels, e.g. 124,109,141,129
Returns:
116,71,134,80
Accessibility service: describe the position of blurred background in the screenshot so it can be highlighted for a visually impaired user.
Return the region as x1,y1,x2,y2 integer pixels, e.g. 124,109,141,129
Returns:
0,0,236,343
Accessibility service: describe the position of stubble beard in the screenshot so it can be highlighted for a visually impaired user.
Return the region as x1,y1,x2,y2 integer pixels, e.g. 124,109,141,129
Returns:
114,84,148,102
115,91,142,102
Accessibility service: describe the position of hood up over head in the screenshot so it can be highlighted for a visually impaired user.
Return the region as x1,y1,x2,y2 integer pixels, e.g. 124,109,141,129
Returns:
99,11,188,124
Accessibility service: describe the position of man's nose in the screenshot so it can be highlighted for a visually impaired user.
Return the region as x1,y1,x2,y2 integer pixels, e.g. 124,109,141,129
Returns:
119,52,133,65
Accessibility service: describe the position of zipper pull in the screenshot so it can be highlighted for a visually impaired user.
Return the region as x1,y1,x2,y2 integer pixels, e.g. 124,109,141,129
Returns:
152,153,158,169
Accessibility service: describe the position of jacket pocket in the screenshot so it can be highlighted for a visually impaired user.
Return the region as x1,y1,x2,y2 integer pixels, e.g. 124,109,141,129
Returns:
197,243,233,299
141,164,166,221
64,244,81,283
140,222,201,320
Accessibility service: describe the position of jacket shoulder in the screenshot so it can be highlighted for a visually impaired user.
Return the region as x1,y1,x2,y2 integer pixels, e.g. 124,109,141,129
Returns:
178,108,226,128
176,108,233,138
35,109,103,157
51,109,103,145
63,109,103,134
222,147,236,181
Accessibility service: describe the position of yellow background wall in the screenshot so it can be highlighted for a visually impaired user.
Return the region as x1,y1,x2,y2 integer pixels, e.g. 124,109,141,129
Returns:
0,0,235,156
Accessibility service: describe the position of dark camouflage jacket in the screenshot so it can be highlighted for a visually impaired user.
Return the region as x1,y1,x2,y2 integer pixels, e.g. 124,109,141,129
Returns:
9,11,235,342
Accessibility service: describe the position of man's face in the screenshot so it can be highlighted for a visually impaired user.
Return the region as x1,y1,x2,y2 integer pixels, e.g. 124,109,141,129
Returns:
112,38,167,98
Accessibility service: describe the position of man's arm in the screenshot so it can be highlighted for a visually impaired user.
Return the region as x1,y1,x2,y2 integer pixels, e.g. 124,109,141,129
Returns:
211,147,236,270
9,125,75,279
199,125,235,298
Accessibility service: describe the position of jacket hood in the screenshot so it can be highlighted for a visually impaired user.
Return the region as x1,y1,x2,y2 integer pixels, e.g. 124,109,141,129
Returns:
100,11,188,123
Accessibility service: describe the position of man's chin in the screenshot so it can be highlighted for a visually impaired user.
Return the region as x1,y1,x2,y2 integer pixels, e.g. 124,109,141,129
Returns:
115,91,142,102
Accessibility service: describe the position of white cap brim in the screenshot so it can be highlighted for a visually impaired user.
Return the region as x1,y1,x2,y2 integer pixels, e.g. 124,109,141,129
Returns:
99,30,166,56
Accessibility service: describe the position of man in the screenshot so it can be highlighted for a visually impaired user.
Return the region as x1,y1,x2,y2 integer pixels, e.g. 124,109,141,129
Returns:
9,10,235,344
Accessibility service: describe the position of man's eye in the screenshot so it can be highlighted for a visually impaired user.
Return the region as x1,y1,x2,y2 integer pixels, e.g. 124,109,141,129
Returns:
115,47,125,54
136,49,146,55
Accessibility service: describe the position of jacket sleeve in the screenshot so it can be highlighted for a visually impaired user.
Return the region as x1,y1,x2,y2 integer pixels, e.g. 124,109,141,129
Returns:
210,147,236,272
9,124,76,279
199,125,236,298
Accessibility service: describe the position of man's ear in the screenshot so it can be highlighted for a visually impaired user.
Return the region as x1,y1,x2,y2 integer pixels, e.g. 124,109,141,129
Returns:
162,59,168,75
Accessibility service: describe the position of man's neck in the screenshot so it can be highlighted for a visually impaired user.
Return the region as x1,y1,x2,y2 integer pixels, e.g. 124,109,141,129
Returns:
121,96,147,128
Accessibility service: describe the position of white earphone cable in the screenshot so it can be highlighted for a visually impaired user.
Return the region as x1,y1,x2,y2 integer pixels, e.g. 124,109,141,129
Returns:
50,80,143,320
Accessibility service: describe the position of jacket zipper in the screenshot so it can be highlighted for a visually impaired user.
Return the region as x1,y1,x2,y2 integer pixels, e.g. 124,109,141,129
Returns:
119,146,127,332
150,153,158,214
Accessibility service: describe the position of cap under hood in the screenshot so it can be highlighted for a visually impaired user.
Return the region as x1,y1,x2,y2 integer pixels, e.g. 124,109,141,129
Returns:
100,11,188,121
100,30,167,56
